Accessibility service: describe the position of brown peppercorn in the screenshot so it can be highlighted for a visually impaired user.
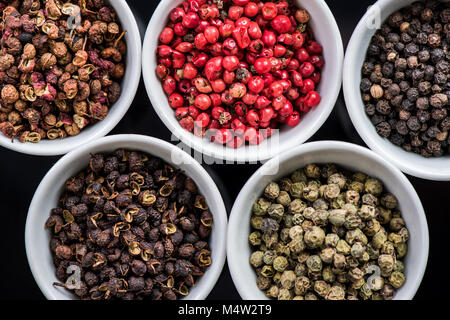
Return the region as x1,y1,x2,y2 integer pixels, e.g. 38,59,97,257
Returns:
295,9,310,23
1,84,19,104
370,85,384,99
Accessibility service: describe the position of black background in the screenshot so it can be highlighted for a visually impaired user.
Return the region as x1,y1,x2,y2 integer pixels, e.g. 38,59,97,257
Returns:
0,0,447,300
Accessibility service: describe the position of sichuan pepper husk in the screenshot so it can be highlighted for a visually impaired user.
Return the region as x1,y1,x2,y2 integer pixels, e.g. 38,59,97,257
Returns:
360,1,450,157
46,150,213,300
0,0,126,142
249,164,409,300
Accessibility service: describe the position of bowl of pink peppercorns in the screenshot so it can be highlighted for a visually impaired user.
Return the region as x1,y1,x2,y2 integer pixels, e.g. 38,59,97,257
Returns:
143,0,343,162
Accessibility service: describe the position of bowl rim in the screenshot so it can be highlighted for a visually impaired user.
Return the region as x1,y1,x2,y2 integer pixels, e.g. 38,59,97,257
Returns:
25,134,228,300
227,140,429,300
343,0,450,181
142,0,344,162
0,0,142,156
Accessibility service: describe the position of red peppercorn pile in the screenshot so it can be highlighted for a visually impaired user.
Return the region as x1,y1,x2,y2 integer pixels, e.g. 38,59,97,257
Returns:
156,0,324,148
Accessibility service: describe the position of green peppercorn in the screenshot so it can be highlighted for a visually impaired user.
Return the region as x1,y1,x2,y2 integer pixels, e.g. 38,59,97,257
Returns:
302,207,316,220
250,216,263,230
322,266,336,283
313,209,329,227
326,286,346,300
266,285,279,298
346,228,368,245
320,247,336,264
381,193,398,209
378,254,395,275
256,275,272,290
261,265,275,278
288,198,307,214
252,198,271,216
279,178,293,191
396,243,408,258
305,164,321,178
264,182,280,200
294,276,310,296
273,256,289,272
325,233,339,247
248,231,262,246
276,191,291,206
263,250,277,265
389,217,405,232
280,270,296,289
389,271,406,289
348,267,364,282
267,203,285,221
249,251,264,268
290,182,306,199
323,183,340,199
305,292,318,300
378,207,392,224
393,260,405,273
349,180,365,193
314,280,330,297
328,173,347,189
288,238,305,255
283,214,294,228
336,239,351,255
278,288,292,300
365,178,383,196
304,226,325,249
291,170,307,183
292,213,304,225
329,209,346,226
303,185,319,202
306,255,322,272
351,242,366,259
345,190,360,204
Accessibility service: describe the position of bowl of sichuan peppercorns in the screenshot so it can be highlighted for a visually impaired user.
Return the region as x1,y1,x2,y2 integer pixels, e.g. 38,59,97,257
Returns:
25,134,227,300
143,0,343,162
0,0,141,156
228,141,429,300
344,0,450,180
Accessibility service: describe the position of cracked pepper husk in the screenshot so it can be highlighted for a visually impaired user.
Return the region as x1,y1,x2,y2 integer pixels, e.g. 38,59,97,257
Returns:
360,1,450,157
0,0,126,142
249,164,409,300
46,150,213,300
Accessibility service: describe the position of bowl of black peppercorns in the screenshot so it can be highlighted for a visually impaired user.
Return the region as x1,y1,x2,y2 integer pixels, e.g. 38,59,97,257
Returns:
227,141,429,300
344,0,450,180
25,134,227,300
0,0,141,156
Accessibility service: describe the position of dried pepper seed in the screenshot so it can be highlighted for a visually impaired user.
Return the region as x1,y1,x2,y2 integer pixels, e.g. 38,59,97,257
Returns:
249,164,409,300
0,1,127,141
47,150,213,300
361,1,450,157
157,0,324,148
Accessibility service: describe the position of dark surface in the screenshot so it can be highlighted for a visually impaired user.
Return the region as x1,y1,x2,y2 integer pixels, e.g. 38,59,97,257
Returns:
0,0,446,300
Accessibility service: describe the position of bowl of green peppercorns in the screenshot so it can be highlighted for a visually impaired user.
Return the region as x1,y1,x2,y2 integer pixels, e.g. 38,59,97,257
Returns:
344,0,450,180
227,141,429,300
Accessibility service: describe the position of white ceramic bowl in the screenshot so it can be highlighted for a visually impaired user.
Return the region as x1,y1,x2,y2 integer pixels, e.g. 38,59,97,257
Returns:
228,141,429,300
344,0,450,180
143,0,343,162
25,134,227,300
0,0,141,156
